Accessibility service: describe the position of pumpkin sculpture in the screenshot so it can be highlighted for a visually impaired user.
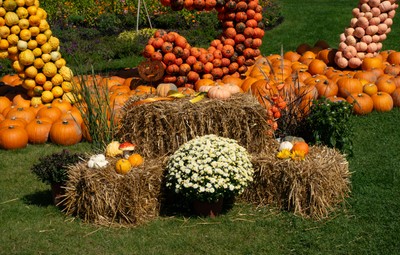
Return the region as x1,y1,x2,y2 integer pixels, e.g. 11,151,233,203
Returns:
335,0,399,68
0,0,73,102
143,0,264,86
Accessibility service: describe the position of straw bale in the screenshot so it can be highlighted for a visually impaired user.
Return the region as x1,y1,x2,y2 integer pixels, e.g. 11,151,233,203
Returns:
240,145,351,219
62,157,166,227
117,93,273,158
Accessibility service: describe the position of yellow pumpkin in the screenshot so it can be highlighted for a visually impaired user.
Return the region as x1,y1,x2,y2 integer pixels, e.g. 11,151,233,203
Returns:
43,62,57,77
41,90,54,103
48,36,59,50
40,42,52,54
128,153,144,167
4,11,19,26
59,66,73,81
19,29,31,41
51,85,63,98
24,65,38,78
115,159,132,175
19,49,34,65
51,73,63,85
105,141,123,157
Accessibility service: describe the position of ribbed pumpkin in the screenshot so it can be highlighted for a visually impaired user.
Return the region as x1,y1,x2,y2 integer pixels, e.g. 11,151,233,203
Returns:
25,118,52,144
156,83,178,96
371,92,393,112
337,77,363,98
346,93,374,115
0,125,29,150
391,88,400,107
49,119,82,146
36,105,62,123
208,85,232,99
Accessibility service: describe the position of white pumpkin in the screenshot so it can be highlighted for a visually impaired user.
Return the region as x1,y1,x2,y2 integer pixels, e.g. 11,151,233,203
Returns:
279,141,293,151
87,154,109,169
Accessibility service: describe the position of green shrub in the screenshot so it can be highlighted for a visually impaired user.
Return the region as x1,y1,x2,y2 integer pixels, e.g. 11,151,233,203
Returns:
299,98,354,156
31,149,86,185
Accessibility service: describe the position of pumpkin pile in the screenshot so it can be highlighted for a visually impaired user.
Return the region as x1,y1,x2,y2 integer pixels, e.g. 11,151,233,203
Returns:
335,0,398,69
143,0,265,86
0,96,83,149
0,0,74,105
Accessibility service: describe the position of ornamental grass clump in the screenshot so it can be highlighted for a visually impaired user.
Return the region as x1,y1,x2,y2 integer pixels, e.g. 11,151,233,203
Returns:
165,134,254,203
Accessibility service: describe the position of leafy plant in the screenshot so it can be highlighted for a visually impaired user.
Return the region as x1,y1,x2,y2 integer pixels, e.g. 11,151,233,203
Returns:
299,97,354,156
31,149,86,185
71,70,119,151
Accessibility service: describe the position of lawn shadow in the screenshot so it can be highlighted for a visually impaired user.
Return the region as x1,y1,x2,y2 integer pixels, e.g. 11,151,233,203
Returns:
22,189,53,207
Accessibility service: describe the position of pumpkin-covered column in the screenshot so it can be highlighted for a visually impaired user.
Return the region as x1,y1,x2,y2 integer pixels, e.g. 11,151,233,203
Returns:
142,0,265,87
0,0,74,105
335,0,398,69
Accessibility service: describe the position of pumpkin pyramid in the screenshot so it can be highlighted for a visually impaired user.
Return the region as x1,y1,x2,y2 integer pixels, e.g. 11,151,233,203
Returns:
0,0,74,105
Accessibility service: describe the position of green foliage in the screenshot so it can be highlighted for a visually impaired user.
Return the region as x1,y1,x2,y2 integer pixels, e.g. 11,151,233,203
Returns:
259,0,284,30
71,71,119,151
30,149,86,184
0,58,13,77
301,98,354,156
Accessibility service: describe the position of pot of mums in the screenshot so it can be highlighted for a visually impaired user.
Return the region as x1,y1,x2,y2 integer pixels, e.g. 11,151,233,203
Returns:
31,149,85,206
165,134,254,218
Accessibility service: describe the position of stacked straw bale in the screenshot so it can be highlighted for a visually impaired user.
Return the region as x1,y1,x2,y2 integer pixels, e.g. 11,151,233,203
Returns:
240,145,351,219
117,93,274,158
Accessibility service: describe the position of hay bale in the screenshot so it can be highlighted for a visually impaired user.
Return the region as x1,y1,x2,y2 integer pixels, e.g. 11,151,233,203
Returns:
62,157,165,226
117,93,273,158
240,145,351,219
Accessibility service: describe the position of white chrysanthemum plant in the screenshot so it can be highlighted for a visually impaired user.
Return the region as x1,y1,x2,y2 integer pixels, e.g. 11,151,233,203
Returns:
165,134,254,203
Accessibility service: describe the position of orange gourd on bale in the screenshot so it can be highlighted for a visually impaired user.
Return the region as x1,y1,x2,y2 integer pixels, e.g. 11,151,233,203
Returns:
128,153,144,167
291,141,309,155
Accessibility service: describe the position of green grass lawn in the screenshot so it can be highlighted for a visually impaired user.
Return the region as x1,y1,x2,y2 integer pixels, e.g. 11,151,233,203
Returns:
1,0,400,254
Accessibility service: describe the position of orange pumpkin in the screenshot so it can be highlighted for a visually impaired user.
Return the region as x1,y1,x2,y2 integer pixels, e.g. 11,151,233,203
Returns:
0,125,29,150
115,158,132,175
371,92,393,112
391,88,400,107
6,107,35,124
36,105,62,123
336,77,363,98
128,153,144,167
291,141,309,155
49,119,82,146
346,93,374,115
25,118,52,144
